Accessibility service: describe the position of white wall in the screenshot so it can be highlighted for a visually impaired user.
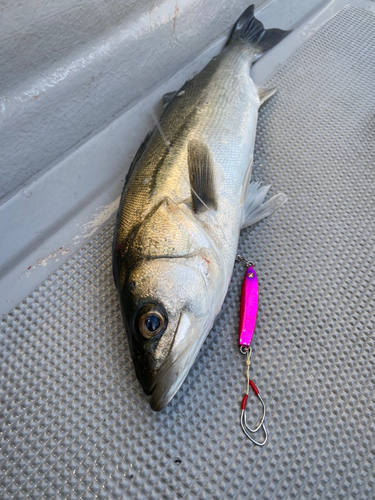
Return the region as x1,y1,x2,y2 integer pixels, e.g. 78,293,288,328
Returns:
0,0,266,203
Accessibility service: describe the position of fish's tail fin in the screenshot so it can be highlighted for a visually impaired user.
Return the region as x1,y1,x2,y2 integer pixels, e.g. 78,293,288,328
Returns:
227,4,291,56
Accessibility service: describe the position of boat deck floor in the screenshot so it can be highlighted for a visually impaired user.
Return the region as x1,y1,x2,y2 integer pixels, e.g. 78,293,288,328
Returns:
1,2,374,498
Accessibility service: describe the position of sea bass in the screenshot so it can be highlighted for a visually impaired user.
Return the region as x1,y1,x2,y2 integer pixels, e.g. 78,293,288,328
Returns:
113,5,290,410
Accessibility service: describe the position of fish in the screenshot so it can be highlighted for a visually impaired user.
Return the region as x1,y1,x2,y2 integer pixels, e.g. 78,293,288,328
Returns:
113,4,290,411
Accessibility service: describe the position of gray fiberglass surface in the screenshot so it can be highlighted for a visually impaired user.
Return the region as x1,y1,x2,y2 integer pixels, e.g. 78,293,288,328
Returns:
1,4,375,500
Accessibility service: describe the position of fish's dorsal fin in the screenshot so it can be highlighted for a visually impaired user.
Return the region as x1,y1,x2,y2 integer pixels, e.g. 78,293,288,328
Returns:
124,128,154,185
241,182,287,228
162,91,177,106
187,139,217,213
258,86,278,106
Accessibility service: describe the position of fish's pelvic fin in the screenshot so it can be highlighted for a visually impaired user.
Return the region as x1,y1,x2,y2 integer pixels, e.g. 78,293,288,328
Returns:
187,139,217,213
258,86,278,105
227,4,291,56
241,182,287,229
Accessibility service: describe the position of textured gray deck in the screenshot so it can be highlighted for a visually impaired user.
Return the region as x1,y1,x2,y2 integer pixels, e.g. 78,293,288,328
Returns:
1,6,374,499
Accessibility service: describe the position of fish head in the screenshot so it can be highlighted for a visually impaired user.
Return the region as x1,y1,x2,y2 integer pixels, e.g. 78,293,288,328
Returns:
113,198,229,411
119,255,218,411
114,197,226,410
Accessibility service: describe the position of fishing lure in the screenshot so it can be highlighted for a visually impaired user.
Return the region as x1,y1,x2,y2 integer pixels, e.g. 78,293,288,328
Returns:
236,255,268,446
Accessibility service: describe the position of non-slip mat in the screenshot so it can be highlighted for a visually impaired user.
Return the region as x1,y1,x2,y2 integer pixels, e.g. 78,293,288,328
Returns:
1,6,374,499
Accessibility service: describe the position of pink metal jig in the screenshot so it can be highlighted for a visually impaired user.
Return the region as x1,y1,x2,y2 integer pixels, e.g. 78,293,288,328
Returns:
239,266,258,349
236,257,268,446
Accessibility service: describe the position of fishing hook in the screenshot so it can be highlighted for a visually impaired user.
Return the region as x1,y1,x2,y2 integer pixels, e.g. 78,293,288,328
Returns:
240,346,268,446
241,379,266,432
241,411,268,446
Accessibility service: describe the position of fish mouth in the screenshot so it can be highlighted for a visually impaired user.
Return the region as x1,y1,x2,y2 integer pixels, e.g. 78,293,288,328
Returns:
148,312,210,411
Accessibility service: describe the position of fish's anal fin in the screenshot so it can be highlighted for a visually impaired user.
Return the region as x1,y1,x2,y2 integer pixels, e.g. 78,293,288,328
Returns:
187,139,217,213
258,86,278,106
241,182,287,229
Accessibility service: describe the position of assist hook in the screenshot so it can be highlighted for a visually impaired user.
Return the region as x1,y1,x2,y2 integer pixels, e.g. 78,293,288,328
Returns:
240,346,268,446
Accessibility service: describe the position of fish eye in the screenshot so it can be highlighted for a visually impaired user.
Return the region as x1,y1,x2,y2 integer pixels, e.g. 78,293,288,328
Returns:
137,305,166,339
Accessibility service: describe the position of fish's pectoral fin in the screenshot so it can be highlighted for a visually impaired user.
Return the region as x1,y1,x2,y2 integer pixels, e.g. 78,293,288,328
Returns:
258,86,278,106
162,91,177,107
187,139,217,213
241,182,287,229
